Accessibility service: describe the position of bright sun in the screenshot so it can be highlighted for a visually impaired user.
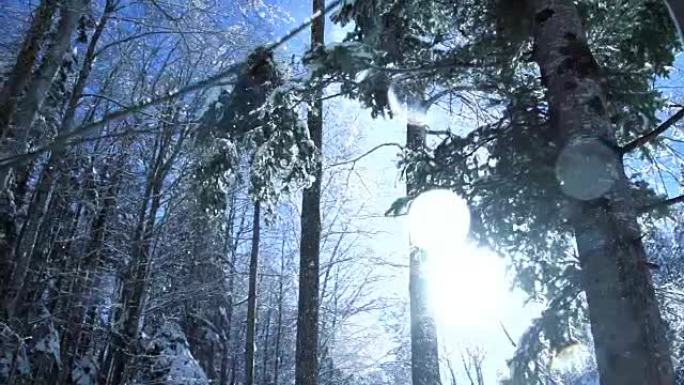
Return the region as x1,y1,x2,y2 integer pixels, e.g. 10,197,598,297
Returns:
425,246,508,327
408,189,509,327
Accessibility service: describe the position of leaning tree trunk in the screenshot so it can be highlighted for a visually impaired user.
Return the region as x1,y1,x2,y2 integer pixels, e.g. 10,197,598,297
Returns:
406,121,441,385
529,1,673,384
0,0,57,138
295,2,324,385
245,201,261,385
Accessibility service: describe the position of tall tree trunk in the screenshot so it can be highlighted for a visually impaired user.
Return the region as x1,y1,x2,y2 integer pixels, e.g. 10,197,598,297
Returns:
107,174,162,385
220,212,237,385
1,0,110,318
245,201,261,385
60,150,125,385
59,0,115,134
295,3,324,385
406,121,440,385
0,0,58,138
1,157,56,316
104,124,178,385
529,1,673,384
260,295,272,385
13,0,89,137
273,242,285,385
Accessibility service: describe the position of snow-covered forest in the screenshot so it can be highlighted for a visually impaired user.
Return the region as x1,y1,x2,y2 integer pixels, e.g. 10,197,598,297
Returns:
1,0,684,384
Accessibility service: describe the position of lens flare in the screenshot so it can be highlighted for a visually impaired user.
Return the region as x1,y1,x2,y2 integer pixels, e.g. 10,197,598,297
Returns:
555,138,619,200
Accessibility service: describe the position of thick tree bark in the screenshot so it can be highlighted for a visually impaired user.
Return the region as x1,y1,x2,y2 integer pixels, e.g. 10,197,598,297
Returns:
295,2,324,385
529,1,673,384
245,201,261,385
0,0,58,138
406,122,441,385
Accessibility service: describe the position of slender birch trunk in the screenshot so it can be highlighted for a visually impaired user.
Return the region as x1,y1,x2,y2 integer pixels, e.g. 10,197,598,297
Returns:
245,201,261,385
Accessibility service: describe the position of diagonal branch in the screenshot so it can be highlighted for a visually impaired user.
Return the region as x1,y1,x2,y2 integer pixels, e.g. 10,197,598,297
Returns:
422,85,472,108
621,108,684,154
638,194,684,214
0,0,344,170
327,142,403,169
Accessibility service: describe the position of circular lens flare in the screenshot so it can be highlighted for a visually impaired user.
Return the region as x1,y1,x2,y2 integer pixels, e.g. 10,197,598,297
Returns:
555,138,619,200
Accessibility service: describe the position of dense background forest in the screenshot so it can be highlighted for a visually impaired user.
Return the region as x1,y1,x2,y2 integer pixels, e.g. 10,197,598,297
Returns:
1,0,684,385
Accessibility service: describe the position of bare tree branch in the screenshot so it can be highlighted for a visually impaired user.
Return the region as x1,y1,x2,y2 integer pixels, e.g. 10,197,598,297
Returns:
327,142,403,169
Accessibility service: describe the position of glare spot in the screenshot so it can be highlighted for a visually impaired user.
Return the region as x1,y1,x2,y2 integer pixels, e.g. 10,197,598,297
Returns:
425,245,508,327
387,84,405,116
555,138,620,200
550,341,591,373
408,189,470,252
355,69,370,83
388,84,428,126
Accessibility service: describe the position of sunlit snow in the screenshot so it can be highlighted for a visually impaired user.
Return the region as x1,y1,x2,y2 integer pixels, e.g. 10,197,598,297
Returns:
550,341,592,374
